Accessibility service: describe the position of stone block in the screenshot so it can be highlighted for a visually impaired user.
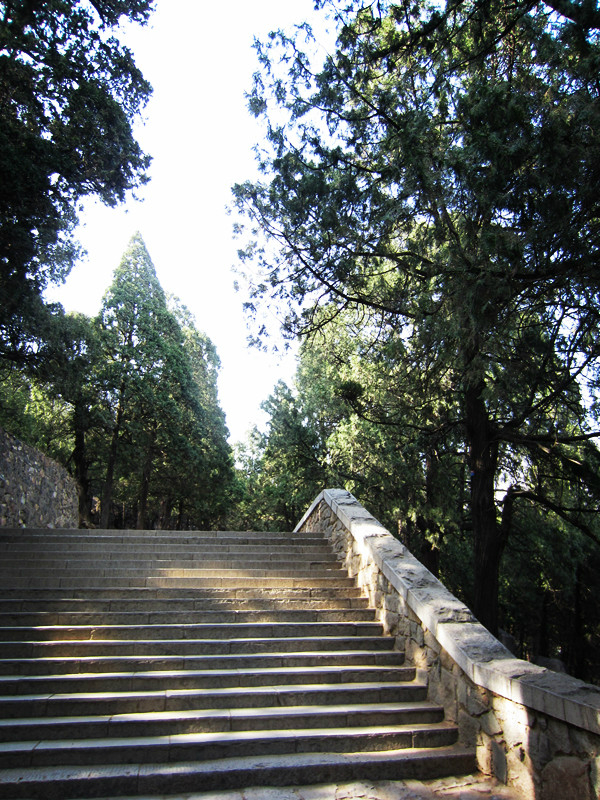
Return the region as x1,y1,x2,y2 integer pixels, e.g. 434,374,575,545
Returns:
409,620,424,648
476,738,493,776
458,708,481,747
458,680,489,718
591,755,600,799
491,739,508,785
540,756,592,800
545,716,573,756
423,629,440,657
0,428,78,529
383,594,399,616
480,709,503,737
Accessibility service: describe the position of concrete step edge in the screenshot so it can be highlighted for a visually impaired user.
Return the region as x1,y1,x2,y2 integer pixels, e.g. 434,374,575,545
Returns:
0,633,393,646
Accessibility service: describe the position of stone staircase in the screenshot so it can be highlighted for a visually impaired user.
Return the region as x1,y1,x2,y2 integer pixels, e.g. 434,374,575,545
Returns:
0,528,475,798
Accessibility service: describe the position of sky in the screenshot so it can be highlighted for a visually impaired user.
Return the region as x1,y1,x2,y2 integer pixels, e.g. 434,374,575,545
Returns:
46,0,333,444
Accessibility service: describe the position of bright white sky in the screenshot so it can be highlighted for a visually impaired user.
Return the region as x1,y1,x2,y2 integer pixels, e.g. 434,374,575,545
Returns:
46,0,333,444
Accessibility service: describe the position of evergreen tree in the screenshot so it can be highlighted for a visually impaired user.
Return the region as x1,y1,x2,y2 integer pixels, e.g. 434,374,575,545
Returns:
97,234,233,528
234,0,600,633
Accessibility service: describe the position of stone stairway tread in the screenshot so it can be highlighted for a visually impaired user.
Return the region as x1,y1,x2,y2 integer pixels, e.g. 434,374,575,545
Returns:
0,701,445,739
0,665,416,695
4,573,354,592
2,549,334,557
0,636,395,660
0,649,404,675
0,610,378,626
0,681,430,717
0,583,364,602
0,597,371,612
0,564,345,575
0,722,461,769
0,621,384,642
0,746,477,799
0,532,327,545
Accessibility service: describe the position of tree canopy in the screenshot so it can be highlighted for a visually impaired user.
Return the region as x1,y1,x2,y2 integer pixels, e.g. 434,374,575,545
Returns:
0,0,153,361
0,234,235,531
240,310,599,681
233,0,600,633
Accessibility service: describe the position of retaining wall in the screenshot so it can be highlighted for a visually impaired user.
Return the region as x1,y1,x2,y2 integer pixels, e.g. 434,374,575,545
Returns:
0,427,78,528
296,489,600,799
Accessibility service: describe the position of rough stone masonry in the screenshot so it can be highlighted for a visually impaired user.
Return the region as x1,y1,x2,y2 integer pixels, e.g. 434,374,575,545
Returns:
0,427,78,528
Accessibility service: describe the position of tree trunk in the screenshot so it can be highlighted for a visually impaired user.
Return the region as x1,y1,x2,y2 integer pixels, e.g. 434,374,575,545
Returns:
136,429,156,530
465,381,503,634
100,379,127,528
72,397,93,528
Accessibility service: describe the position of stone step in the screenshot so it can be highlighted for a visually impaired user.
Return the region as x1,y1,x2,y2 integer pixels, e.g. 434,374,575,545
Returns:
0,649,405,676
0,549,340,559
0,635,393,659
0,664,416,696
0,553,343,577
0,563,344,578
0,608,377,626
0,621,383,642
0,530,325,546
0,596,370,613
0,527,475,796
0,547,335,559
0,701,445,741
0,576,357,589
0,586,365,601
0,680,430,718
0,746,477,799
0,722,461,770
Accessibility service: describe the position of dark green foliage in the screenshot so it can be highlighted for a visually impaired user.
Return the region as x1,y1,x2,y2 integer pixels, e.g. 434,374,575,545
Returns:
234,0,600,636
0,0,153,360
0,235,235,530
96,234,235,529
232,381,330,531
241,308,600,681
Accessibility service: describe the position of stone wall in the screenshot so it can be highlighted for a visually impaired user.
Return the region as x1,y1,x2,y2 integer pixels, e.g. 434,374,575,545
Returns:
296,489,600,800
0,427,78,528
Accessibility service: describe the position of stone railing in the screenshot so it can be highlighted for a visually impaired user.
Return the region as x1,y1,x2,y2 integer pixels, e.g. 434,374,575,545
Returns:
0,427,78,528
296,489,600,800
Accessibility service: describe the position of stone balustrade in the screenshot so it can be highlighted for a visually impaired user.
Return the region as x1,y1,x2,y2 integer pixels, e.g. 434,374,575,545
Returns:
296,489,600,800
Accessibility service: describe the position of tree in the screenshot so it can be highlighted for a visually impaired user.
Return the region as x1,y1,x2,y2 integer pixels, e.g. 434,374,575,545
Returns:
98,233,181,526
233,0,600,633
0,234,234,530
162,298,236,529
236,380,329,530
97,234,234,529
0,0,153,360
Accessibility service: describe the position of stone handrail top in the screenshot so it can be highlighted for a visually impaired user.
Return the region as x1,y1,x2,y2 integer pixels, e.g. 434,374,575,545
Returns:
295,488,600,737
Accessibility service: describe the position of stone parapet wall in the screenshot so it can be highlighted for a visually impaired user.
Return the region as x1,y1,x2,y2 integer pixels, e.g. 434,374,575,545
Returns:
0,428,78,528
296,489,600,800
